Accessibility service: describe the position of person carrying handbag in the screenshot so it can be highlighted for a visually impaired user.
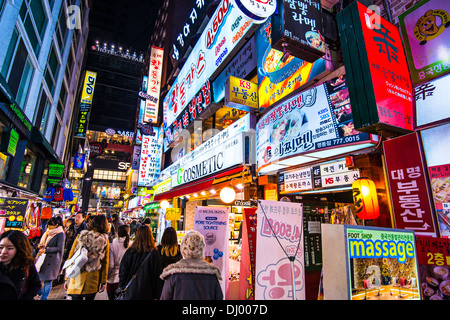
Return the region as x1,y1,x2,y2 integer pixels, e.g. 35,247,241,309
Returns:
117,226,162,300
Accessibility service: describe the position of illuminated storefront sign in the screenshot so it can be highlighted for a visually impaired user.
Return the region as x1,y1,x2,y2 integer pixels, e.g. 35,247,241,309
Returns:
255,18,329,110
144,46,164,124
75,71,97,137
256,76,376,173
399,0,450,85
170,132,245,187
338,2,414,135
224,75,258,111
163,0,256,128
383,132,437,237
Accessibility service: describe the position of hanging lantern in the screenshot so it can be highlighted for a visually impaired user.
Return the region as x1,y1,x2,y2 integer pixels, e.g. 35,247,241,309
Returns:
352,177,379,220
220,187,236,204
160,199,170,209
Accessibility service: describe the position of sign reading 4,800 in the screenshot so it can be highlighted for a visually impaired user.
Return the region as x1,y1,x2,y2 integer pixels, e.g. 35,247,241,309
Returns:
206,0,230,49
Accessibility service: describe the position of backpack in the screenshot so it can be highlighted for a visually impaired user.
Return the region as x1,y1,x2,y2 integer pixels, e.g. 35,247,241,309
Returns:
53,187,64,202
43,187,55,202
62,246,88,278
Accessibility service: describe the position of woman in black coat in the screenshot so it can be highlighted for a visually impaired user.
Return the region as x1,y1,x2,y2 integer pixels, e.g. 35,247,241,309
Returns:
0,230,41,300
157,227,182,271
118,226,163,300
160,230,223,300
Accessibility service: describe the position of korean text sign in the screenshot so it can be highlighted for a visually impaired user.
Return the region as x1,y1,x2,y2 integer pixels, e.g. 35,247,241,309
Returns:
383,132,437,237
163,0,255,128
255,200,304,300
416,235,450,300
144,46,164,124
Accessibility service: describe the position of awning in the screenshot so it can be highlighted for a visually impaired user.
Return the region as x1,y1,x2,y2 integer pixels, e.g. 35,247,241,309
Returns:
153,166,244,201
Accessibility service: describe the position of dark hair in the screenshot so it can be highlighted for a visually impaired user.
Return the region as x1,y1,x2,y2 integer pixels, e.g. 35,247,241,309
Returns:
160,227,179,257
130,226,156,254
117,224,130,249
0,230,35,271
47,217,63,227
88,214,109,234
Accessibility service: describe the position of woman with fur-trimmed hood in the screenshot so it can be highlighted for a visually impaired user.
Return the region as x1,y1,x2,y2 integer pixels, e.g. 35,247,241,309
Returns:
159,230,223,300
64,215,110,300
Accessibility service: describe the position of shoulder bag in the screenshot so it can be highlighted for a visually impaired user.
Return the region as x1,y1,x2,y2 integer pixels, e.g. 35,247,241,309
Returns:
115,250,153,300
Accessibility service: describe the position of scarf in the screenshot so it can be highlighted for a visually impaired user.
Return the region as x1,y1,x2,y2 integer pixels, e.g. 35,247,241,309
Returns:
39,226,64,247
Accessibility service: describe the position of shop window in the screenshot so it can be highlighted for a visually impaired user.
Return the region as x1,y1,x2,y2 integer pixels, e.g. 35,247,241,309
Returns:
17,148,36,189
0,124,11,181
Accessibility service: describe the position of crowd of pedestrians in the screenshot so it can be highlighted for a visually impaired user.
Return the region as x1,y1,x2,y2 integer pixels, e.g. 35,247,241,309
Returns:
0,211,223,300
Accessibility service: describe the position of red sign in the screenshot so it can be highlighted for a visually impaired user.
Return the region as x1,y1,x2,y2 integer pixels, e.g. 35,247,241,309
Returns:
357,2,414,131
239,208,257,300
383,132,437,237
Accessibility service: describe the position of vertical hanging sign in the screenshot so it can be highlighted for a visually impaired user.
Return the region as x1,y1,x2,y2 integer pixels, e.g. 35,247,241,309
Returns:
74,71,97,137
144,46,164,124
383,132,437,237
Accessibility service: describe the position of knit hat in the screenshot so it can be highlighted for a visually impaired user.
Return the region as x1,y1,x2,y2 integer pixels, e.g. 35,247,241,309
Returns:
181,230,205,259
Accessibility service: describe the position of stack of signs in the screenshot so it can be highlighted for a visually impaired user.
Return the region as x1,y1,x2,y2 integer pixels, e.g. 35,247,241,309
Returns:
337,1,414,135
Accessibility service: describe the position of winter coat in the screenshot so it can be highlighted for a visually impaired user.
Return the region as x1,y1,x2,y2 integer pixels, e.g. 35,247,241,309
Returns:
38,229,65,281
159,258,223,300
107,237,130,284
64,222,86,260
0,264,41,300
66,230,109,295
157,244,182,271
118,248,163,300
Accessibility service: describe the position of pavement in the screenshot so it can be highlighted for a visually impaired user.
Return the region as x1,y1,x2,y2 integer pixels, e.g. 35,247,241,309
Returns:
44,281,109,300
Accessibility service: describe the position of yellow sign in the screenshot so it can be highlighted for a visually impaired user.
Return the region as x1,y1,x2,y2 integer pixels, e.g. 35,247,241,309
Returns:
80,71,97,104
165,208,181,220
225,76,258,111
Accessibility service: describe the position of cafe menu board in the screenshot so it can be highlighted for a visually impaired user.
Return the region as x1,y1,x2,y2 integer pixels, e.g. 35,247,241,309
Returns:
399,0,450,85
416,236,450,300
0,198,29,229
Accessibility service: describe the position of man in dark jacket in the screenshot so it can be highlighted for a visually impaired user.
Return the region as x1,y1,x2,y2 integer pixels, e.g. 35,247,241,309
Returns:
159,230,223,300
63,212,86,260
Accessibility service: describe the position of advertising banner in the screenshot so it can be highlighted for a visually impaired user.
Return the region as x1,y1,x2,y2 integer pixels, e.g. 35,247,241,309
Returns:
255,200,304,300
193,206,229,298
0,198,29,229
416,235,450,300
224,76,258,111
346,226,420,300
256,76,372,172
74,71,97,137
420,122,450,238
255,18,329,110
383,132,438,237
144,46,164,124
399,0,450,85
